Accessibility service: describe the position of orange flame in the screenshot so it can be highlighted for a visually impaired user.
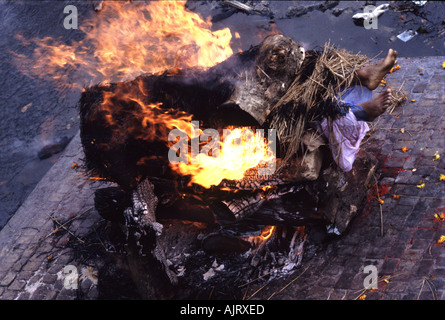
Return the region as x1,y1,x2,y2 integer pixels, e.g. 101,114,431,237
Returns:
172,126,275,188
12,1,233,88
13,1,275,189
245,226,276,245
97,81,275,188
259,226,276,241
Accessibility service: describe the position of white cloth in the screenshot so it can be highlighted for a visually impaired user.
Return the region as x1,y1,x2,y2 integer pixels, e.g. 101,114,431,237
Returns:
321,110,369,172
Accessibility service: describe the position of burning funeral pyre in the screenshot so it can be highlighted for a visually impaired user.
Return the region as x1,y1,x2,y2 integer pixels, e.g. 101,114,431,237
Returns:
15,2,395,299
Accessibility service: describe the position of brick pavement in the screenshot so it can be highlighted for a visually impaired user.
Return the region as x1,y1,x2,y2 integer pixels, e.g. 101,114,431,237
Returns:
0,132,114,300
249,56,445,300
0,56,443,300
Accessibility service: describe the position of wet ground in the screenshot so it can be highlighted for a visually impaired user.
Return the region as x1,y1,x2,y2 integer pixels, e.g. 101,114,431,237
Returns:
0,0,444,230
198,0,445,57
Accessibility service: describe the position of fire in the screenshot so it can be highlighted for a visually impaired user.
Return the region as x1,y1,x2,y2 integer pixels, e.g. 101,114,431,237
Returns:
12,1,233,89
259,226,276,241
97,81,194,145
244,226,276,246
172,126,276,188
97,81,275,189
14,0,275,189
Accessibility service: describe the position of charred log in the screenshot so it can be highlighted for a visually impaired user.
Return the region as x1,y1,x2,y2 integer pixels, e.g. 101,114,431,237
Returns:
79,35,305,189
94,187,131,224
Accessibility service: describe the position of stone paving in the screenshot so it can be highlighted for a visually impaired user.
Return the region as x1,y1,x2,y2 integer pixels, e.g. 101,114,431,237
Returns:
0,56,444,300
0,0,90,229
0,133,104,300
249,55,445,300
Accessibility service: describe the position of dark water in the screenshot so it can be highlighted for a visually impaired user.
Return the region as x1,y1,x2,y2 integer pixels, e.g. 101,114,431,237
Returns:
0,0,443,230
205,0,445,57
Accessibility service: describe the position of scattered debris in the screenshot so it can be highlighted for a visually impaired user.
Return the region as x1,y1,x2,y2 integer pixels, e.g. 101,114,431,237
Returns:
397,29,418,42
222,0,254,14
93,0,103,12
21,102,32,113
412,1,428,7
352,4,389,24
287,1,340,18
176,266,186,277
201,260,225,281
203,268,216,281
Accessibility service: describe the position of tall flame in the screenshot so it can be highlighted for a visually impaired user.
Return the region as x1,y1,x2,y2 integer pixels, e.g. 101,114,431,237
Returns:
13,0,275,189
12,1,233,88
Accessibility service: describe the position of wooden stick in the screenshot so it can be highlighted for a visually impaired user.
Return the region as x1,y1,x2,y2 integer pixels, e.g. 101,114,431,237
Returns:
256,66,271,80
379,204,384,237
45,212,85,244
43,207,92,240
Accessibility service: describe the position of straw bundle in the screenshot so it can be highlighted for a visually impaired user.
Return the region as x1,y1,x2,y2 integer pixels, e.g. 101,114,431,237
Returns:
267,42,371,168
388,84,408,114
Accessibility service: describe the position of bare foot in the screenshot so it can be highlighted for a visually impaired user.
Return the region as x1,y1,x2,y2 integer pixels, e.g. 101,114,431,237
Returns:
356,49,398,90
358,88,392,121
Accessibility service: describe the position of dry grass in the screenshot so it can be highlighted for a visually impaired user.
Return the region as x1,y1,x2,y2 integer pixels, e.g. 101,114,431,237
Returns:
268,42,371,167
388,83,408,114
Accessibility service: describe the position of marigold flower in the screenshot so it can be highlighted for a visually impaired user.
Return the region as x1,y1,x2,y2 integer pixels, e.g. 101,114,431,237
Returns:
434,212,445,222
